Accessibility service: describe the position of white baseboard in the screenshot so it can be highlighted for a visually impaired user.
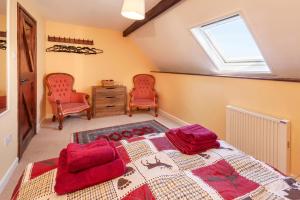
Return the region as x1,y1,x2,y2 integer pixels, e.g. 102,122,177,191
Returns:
37,121,41,133
37,118,46,133
159,109,189,126
45,114,52,119
0,157,18,194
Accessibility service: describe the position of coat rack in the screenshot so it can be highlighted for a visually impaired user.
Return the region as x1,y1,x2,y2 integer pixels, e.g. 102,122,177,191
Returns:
46,35,103,55
0,32,6,50
0,40,6,50
48,36,94,45
46,45,103,55
0,31,6,38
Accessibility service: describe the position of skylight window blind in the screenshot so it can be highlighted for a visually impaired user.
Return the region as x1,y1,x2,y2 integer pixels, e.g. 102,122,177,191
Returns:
191,15,270,73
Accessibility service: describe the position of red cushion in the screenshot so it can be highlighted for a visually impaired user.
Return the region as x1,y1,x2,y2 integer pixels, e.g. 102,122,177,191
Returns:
131,98,156,106
61,103,90,115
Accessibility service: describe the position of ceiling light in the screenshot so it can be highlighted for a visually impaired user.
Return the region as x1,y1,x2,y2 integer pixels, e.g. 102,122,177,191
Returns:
121,0,145,20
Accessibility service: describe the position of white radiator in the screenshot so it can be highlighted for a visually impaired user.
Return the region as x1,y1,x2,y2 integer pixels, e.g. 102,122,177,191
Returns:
226,105,291,174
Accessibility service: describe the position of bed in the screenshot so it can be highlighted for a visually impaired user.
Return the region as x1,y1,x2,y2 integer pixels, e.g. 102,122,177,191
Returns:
12,132,300,200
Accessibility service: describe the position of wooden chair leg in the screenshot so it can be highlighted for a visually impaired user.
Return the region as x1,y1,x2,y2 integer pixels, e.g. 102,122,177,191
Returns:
87,108,92,120
128,106,132,117
58,116,64,130
52,115,56,122
155,106,158,117
58,119,64,130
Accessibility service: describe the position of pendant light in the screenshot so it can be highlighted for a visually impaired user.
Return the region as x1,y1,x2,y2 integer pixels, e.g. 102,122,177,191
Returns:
121,0,145,20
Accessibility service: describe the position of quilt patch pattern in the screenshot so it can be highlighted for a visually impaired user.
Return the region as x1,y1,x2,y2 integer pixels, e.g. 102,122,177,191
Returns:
14,134,300,200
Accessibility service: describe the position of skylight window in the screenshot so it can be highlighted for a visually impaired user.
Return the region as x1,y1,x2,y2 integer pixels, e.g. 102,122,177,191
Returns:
191,14,270,73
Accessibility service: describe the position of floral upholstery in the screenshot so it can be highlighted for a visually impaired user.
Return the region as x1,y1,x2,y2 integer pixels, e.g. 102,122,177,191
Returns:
45,73,91,130
129,74,158,117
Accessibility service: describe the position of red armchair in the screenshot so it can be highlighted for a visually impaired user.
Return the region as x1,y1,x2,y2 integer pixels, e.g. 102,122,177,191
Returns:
45,73,91,130
128,74,158,117
0,96,6,112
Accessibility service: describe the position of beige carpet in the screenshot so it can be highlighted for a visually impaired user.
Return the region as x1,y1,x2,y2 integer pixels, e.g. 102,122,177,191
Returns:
0,113,181,199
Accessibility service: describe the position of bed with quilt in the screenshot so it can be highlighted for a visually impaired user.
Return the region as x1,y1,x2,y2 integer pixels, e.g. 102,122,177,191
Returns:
12,132,300,200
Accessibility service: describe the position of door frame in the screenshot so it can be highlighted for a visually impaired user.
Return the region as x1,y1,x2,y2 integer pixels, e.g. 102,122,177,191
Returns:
17,3,37,158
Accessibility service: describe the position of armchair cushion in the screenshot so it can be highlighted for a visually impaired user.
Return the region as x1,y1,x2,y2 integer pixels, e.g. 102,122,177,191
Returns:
60,103,90,115
130,98,156,107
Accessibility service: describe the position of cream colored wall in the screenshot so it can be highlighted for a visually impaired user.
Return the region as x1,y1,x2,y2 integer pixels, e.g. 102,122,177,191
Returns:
0,5,154,182
0,0,45,180
0,15,6,96
45,21,155,116
131,0,300,78
154,73,300,176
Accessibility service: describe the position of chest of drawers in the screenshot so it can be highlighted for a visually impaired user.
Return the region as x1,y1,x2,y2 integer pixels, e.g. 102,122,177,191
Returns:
92,86,127,117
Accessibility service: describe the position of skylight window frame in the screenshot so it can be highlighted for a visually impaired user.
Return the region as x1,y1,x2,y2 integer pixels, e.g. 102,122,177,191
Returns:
190,14,271,74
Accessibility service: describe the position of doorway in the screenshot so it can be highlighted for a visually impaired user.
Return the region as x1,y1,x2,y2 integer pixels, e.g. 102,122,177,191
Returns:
17,4,37,158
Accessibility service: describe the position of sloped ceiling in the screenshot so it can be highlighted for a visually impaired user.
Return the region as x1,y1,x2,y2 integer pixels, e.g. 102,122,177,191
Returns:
29,0,161,31
130,0,300,78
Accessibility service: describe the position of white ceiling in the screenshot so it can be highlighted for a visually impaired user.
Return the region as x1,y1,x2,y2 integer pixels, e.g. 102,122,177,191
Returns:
30,0,161,30
0,0,6,15
130,0,300,78
13,0,300,78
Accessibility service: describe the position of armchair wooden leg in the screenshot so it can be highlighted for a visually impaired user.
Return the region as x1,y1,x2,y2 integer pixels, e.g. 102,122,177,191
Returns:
128,106,132,117
87,108,92,120
57,113,64,130
155,106,158,117
52,115,56,122
58,116,64,130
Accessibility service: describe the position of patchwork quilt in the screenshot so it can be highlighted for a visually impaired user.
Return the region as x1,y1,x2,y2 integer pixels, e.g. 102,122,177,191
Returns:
13,133,300,200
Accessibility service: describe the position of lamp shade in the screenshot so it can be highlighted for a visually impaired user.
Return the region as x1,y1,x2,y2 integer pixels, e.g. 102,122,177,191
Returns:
121,0,145,20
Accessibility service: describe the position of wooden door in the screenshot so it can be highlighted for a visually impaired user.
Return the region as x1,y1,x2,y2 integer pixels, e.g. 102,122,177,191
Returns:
17,4,37,158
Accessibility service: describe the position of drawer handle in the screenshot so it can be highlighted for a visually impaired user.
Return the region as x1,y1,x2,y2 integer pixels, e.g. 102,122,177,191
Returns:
106,96,115,99
106,105,115,108
105,87,116,90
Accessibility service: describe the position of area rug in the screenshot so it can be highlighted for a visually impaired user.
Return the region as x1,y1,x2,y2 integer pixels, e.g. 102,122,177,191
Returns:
73,120,169,144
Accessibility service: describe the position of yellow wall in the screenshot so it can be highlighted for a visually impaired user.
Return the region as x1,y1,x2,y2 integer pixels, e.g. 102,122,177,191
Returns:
154,73,300,176
45,21,155,116
0,15,6,96
0,6,154,182
0,0,46,180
